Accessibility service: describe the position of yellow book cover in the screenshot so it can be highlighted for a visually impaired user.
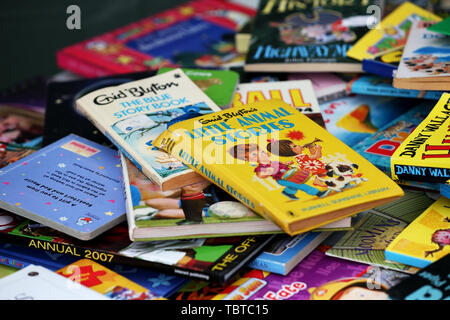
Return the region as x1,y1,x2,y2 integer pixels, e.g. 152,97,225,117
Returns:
391,93,450,185
57,259,165,300
385,196,450,268
347,2,441,61
152,99,404,236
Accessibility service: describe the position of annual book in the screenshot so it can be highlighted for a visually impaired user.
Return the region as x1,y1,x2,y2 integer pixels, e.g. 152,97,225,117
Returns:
76,68,222,191
0,134,126,240
390,93,450,186
153,99,404,236
385,196,450,269
244,0,377,72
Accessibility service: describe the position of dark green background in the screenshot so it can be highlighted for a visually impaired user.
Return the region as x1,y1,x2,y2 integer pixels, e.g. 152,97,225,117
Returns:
0,0,188,91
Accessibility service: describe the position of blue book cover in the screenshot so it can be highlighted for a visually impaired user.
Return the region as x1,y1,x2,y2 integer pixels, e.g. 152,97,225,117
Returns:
352,103,440,192
349,75,444,100
319,94,418,147
362,59,397,79
0,134,126,240
441,184,450,199
247,232,330,275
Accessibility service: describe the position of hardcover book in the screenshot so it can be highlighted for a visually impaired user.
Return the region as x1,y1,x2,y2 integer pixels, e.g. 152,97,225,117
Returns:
0,134,126,240
390,93,450,186
122,154,350,241
153,99,404,236
393,20,449,91
56,0,254,77
247,231,331,275
326,190,435,274
387,253,450,300
385,196,450,268
76,68,222,191
361,48,402,79
442,184,450,198
232,79,325,127
244,0,377,73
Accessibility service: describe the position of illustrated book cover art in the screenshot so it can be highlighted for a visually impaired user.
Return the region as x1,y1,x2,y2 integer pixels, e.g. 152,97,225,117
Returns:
0,264,108,300
0,134,126,241
247,231,331,275
153,99,404,236
212,245,410,300
244,0,378,73
76,68,222,191
319,94,417,147
393,20,450,91
385,196,450,269
390,93,450,186
348,75,444,100
157,67,240,108
427,16,450,36
57,0,254,77
352,102,441,192
57,259,165,300
43,71,156,148
123,153,349,241
326,190,435,274
387,253,450,300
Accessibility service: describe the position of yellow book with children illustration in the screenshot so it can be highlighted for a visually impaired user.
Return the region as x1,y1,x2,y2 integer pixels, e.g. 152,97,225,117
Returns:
152,99,404,236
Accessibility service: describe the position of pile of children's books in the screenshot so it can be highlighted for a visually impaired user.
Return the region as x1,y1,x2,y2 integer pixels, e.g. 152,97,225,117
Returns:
0,0,449,301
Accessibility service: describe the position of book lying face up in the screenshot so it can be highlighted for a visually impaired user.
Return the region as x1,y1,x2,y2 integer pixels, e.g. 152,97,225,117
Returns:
0,134,126,240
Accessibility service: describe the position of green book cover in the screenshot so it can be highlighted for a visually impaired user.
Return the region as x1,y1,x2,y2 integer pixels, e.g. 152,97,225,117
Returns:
427,17,450,36
245,0,376,72
326,190,435,273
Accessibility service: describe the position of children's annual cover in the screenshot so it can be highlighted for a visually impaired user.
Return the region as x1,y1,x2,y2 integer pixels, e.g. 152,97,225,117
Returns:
76,69,222,191
153,99,404,236
385,196,450,269
0,134,126,240
57,0,254,77
244,0,377,72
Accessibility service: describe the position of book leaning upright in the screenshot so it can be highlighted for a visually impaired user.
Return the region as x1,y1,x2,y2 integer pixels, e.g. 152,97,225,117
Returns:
153,99,404,236
76,69,222,190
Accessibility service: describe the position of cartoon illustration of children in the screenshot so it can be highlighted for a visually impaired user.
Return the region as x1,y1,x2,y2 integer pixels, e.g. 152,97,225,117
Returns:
228,143,330,200
309,277,389,300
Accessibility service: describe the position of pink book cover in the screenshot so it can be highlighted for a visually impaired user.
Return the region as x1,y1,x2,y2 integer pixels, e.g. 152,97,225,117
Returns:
288,73,347,104
57,0,255,77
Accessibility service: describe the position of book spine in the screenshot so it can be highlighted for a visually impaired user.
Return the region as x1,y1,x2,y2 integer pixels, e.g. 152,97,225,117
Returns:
391,162,450,185
247,257,285,275
0,254,27,269
385,249,430,269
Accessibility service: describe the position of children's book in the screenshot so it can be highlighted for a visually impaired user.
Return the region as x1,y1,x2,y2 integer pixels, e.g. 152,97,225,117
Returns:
319,94,417,147
0,264,108,300
387,253,450,300
287,73,348,105
57,259,165,300
0,134,126,240
247,231,331,275
361,48,402,79
232,79,325,127
441,184,450,198
76,69,222,191
326,190,435,274
157,68,240,109
43,71,156,148
347,2,441,61
385,196,450,268
0,76,47,115
348,75,444,100
352,102,441,192
153,99,404,236
244,0,377,72
391,93,450,186
393,20,450,91
212,245,410,300
427,16,450,36
57,0,253,77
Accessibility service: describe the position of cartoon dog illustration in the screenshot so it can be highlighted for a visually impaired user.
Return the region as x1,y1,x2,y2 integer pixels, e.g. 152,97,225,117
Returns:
316,161,368,192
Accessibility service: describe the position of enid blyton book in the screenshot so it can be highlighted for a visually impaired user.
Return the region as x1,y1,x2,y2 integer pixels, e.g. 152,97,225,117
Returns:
153,99,404,236
232,79,325,127
244,0,377,73
390,93,450,186
326,190,435,274
76,69,222,191
385,196,450,269
0,134,126,241
122,153,351,241
57,0,254,77
393,20,450,91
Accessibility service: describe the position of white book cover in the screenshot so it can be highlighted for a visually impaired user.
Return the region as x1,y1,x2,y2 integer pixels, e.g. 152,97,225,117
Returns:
0,265,108,300
76,69,222,190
